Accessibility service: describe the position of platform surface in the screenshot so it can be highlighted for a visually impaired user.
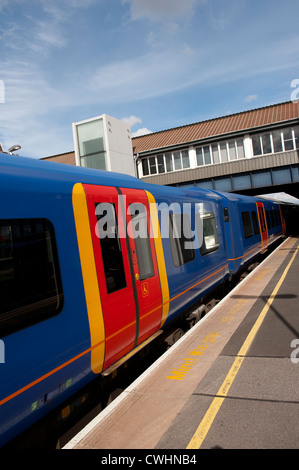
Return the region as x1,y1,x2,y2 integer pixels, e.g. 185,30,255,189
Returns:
64,236,299,450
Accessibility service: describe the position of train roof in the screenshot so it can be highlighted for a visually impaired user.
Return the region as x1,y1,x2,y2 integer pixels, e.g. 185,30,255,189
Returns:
5,153,283,207
0,152,138,186
212,190,281,206
0,153,217,202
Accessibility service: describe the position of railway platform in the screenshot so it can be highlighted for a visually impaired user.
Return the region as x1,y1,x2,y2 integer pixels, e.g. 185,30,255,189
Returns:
64,236,299,450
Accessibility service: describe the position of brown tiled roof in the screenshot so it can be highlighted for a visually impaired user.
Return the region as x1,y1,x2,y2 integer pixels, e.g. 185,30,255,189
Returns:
43,101,299,164
42,151,76,165
132,101,299,154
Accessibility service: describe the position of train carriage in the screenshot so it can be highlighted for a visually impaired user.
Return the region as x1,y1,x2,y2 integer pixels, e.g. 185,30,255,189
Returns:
0,153,285,446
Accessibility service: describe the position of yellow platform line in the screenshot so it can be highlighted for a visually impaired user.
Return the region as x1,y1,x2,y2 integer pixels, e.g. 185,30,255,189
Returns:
186,242,299,449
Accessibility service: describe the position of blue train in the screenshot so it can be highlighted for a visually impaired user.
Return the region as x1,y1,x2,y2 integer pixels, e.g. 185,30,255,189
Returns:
0,153,286,446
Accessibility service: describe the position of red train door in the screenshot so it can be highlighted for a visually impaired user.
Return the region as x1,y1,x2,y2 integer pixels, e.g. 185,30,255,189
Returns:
279,206,286,235
256,202,269,253
120,187,163,345
83,184,137,370
83,184,163,371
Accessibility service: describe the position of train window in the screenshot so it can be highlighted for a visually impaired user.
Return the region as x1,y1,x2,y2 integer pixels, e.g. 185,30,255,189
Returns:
275,209,280,226
0,218,63,337
251,211,259,235
270,210,275,228
129,203,154,280
241,212,253,239
266,211,272,229
95,203,127,294
200,212,219,255
169,213,195,267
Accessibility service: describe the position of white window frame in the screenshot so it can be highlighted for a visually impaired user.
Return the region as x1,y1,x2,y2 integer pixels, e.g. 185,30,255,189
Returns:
195,138,246,167
251,127,298,157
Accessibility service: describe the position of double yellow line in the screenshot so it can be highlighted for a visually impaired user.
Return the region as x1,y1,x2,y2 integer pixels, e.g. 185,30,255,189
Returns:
187,242,299,449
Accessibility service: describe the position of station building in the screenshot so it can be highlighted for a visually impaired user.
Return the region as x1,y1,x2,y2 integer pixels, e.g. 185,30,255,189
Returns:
43,101,299,198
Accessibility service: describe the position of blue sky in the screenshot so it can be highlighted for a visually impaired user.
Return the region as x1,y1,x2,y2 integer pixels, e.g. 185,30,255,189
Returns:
0,0,299,158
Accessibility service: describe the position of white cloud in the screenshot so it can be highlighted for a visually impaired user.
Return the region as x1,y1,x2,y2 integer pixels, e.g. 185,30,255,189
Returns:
121,115,142,127
64,0,98,8
89,49,202,104
34,20,67,50
208,0,246,31
245,94,258,102
0,59,69,157
121,115,152,138
132,127,152,137
183,44,195,56
122,0,198,21
86,33,299,108
0,0,9,12
1,0,299,160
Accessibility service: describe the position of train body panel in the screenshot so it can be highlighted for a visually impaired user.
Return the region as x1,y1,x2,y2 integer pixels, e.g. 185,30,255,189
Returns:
216,191,284,274
152,187,229,325
0,153,286,446
0,162,95,444
225,193,265,272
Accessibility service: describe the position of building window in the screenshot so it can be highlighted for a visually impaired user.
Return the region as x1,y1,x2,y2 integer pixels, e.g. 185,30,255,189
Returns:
203,145,212,164
173,150,190,170
0,218,64,336
220,142,228,162
142,158,149,176
262,133,272,154
252,127,298,156
157,154,165,174
77,118,106,170
196,138,245,167
149,156,157,175
141,150,190,177
181,150,190,168
165,152,173,172
174,151,181,170
212,143,220,163
236,139,245,159
272,130,283,152
229,141,237,160
196,147,204,166
283,128,294,151
252,135,262,155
